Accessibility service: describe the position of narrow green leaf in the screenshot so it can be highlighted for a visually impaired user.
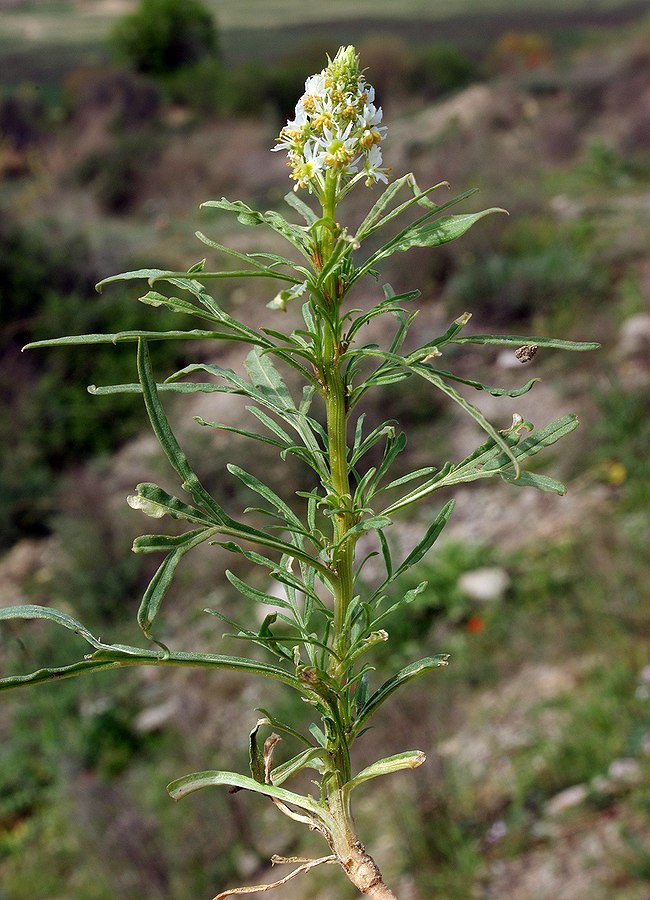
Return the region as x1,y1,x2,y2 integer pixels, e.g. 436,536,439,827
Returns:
309,723,327,748
501,470,567,494
271,747,328,786
201,198,312,259
138,291,216,320
137,527,216,636
378,530,393,580
0,612,309,694
354,175,451,241
381,466,437,492
244,347,295,411
370,581,428,629
412,363,519,474
227,465,303,533
24,329,230,350
344,750,426,795
137,339,231,525
334,516,392,551
133,530,214,553
451,334,600,351
283,190,318,225
0,605,117,652
255,708,313,747
390,500,455,580
96,267,184,290
167,770,333,827
248,719,266,783
352,655,450,737
89,382,242,396
421,368,540,398
354,198,500,281
195,418,287,452
225,571,291,609
483,414,580,473
390,209,506,255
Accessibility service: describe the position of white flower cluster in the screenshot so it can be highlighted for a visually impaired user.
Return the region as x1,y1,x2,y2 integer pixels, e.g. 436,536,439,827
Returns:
273,45,388,193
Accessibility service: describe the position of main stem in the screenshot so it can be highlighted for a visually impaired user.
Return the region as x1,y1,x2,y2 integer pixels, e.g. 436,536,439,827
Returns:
321,173,355,670
317,177,398,900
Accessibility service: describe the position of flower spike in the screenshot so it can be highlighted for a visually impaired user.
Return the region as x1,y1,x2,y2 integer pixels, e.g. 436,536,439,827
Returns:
273,45,388,196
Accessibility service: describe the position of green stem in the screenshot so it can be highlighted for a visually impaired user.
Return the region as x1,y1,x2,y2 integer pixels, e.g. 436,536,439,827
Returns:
319,173,356,676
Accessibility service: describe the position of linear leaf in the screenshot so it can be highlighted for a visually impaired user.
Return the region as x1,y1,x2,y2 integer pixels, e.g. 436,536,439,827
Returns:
137,339,232,525
244,347,295,411
195,418,287,451
354,176,452,241
501,470,567,494
137,527,216,636
451,334,600,351
412,363,519,474
344,750,426,795
255,708,313,747
421,368,540,398
24,329,232,350
283,190,318,225
227,465,302,529
225,571,292,609
89,382,241,396
201,199,312,259
390,500,455,581
271,747,328,786
352,655,450,737
0,610,307,694
167,770,333,827
129,484,215,525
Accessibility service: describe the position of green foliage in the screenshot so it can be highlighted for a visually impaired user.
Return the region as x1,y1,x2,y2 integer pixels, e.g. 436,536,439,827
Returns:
514,661,642,806
446,216,609,323
0,218,188,547
591,377,650,510
111,0,220,77
410,44,481,98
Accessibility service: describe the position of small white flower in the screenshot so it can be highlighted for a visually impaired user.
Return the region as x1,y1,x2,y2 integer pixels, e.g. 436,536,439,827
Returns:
362,144,389,185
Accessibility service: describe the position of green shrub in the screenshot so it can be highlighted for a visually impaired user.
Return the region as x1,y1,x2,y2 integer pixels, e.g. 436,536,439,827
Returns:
446,219,608,324
410,44,481,99
111,0,220,77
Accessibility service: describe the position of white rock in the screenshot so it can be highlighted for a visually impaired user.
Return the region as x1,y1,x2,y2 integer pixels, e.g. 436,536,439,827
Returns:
617,313,650,357
544,783,589,817
135,698,179,733
608,757,642,785
458,566,510,603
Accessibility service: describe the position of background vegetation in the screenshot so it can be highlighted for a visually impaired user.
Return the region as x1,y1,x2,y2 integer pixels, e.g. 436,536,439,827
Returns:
1,0,650,896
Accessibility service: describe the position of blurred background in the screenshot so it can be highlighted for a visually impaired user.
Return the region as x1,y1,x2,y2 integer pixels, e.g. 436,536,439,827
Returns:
1,1,650,897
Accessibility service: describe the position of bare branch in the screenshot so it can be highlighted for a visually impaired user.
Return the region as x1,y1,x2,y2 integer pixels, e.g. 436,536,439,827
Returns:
213,856,337,898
